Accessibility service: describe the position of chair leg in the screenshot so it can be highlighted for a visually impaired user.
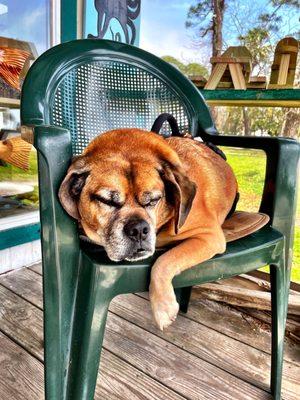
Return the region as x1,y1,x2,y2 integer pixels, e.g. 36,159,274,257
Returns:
175,286,193,313
65,255,114,400
270,257,288,400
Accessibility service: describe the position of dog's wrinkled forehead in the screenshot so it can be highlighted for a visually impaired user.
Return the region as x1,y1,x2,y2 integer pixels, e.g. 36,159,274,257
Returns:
87,158,164,202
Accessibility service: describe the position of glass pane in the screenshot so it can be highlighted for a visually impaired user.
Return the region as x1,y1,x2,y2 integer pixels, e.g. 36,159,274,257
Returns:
0,0,50,220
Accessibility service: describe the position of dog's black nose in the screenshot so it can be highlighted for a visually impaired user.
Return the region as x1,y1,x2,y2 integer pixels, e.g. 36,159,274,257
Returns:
124,219,150,242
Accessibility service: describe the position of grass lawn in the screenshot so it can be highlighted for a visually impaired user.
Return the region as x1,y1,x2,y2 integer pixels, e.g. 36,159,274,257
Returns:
224,147,300,283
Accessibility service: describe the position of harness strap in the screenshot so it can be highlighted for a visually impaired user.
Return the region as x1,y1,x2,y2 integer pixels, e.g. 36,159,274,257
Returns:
151,113,182,137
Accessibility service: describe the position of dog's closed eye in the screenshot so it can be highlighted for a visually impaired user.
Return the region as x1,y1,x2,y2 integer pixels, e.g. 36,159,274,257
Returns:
91,194,123,208
143,196,162,207
91,190,124,209
139,192,162,208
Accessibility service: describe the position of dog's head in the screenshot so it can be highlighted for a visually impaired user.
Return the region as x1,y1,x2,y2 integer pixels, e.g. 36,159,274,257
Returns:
59,129,196,261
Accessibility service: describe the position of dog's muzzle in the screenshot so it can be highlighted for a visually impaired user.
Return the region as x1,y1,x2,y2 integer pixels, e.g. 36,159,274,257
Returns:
123,218,154,261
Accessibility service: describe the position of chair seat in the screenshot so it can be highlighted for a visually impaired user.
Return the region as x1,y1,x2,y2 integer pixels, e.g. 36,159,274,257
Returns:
81,225,281,265
81,226,284,293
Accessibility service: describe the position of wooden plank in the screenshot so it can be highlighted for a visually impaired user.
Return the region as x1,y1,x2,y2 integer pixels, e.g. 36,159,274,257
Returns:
229,64,247,89
138,292,300,365
249,270,300,292
204,63,227,90
0,269,269,399
210,57,251,64
0,278,185,400
0,97,20,108
249,76,267,83
246,82,267,89
0,331,44,400
109,294,300,398
29,262,42,275
278,54,291,85
104,313,269,400
240,308,300,343
191,283,300,315
0,268,43,309
96,350,186,400
0,284,44,360
216,273,299,295
186,295,300,364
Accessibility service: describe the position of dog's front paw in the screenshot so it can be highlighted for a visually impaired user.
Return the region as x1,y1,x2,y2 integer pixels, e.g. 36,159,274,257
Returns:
150,286,179,331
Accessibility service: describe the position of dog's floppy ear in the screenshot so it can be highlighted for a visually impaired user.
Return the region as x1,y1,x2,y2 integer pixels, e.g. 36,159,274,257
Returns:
160,163,197,234
58,156,90,219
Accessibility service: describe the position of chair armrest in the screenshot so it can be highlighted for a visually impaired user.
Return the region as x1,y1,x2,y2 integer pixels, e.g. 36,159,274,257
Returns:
34,124,79,246
33,126,83,396
206,134,300,268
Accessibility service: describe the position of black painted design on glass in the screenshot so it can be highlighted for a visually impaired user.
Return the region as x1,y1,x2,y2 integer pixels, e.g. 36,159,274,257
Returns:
88,0,141,44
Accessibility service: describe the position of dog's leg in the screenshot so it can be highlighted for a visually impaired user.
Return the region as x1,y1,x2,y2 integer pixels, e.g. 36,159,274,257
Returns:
150,230,226,330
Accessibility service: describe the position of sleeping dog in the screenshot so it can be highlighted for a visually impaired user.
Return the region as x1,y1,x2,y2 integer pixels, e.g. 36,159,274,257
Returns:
59,128,237,330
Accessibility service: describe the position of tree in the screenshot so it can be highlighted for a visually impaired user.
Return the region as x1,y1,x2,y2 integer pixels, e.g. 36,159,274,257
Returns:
185,62,208,77
281,110,300,139
161,56,208,78
239,1,300,138
238,28,272,74
186,0,226,57
186,1,300,139
161,56,186,73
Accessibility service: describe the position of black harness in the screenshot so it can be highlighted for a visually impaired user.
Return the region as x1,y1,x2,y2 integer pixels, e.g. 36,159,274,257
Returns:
151,113,239,219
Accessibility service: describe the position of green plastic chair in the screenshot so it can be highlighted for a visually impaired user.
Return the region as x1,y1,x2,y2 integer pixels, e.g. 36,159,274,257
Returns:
21,39,299,400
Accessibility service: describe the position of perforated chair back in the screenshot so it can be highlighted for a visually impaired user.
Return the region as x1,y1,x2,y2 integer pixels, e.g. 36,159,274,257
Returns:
21,39,216,155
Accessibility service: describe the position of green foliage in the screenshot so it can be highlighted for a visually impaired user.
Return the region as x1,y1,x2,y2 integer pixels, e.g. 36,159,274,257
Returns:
185,0,214,35
249,108,285,137
161,56,186,72
238,27,272,70
185,62,208,77
258,0,300,36
220,107,286,137
161,56,208,78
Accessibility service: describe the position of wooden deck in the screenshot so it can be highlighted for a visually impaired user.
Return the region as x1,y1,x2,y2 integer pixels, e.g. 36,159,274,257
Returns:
0,263,299,400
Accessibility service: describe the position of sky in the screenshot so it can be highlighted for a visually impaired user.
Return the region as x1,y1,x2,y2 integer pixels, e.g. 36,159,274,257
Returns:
139,0,300,65
0,0,49,54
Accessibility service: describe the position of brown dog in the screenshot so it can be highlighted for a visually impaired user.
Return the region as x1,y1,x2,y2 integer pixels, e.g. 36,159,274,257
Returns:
59,129,237,330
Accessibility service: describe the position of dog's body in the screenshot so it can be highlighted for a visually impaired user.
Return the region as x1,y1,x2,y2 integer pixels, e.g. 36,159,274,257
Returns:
59,129,237,330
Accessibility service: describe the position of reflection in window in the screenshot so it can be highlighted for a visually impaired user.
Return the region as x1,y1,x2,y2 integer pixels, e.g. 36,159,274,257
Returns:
0,0,50,219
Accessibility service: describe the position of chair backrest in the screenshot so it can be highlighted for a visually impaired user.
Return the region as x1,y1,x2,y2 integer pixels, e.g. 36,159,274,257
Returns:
21,39,216,155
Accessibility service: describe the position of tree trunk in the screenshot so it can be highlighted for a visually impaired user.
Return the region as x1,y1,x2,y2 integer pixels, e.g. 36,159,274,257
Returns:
281,109,300,139
212,0,225,57
242,107,251,136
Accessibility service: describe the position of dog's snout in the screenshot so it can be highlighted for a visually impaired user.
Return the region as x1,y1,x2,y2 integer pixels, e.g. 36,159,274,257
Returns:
124,219,150,242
